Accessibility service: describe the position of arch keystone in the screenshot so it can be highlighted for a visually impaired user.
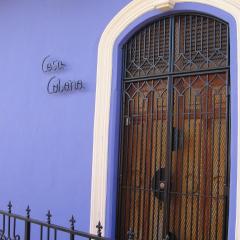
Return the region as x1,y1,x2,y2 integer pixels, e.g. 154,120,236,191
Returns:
154,0,176,11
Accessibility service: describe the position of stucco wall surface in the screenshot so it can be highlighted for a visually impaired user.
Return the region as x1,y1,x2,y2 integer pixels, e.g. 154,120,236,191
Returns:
0,0,131,232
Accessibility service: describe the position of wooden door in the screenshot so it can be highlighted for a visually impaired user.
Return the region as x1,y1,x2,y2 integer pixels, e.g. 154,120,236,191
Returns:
116,13,230,240
116,79,169,240
169,73,229,239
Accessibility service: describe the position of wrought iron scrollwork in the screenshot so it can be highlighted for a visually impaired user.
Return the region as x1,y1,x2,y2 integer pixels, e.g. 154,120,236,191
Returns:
0,202,108,240
123,13,229,80
0,230,20,240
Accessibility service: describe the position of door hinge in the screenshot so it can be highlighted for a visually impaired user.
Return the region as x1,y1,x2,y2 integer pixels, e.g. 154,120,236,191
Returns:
125,117,131,126
224,185,229,196
227,87,231,96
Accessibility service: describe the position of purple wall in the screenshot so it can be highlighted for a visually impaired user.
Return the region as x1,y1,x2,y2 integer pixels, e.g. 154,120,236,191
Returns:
0,0,131,233
0,0,237,239
107,3,238,239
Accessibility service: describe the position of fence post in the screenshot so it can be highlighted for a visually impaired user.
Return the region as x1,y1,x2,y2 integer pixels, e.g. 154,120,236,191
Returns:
164,234,170,240
46,210,52,240
7,202,12,239
24,206,31,240
69,215,75,240
127,228,134,240
96,221,103,237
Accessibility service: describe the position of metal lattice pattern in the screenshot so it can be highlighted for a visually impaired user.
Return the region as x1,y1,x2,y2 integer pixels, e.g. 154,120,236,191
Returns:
174,15,229,72
117,79,168,240
169,73,229,240
124,17,171,79
123,14,229,79
117,13,230,240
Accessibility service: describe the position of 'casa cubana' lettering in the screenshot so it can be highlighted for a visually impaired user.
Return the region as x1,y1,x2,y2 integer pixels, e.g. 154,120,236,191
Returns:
47,76,84,94
42,55,65,73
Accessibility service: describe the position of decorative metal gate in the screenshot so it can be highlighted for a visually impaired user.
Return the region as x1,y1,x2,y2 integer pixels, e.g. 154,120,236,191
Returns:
116,13,230,240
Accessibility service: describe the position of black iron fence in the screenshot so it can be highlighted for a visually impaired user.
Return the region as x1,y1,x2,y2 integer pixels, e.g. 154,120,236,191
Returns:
0,202,137,240
0,202,109,240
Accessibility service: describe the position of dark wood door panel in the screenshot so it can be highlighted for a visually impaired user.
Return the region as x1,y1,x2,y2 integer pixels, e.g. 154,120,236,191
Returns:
117,13,230,240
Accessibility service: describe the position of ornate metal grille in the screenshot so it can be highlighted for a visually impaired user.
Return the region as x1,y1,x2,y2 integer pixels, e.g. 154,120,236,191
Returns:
117,13,230,240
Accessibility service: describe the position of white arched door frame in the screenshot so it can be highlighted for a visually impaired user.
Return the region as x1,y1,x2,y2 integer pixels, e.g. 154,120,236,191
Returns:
90,0,240,238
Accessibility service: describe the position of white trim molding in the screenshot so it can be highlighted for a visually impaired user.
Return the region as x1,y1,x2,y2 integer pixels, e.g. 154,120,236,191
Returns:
90,0,240,238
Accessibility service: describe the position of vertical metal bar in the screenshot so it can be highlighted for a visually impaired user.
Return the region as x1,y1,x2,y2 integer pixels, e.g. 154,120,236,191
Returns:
215,93,223,239
70,216,75,240
158,20,161,57
129,41,132,70
214,20,216,49
183,77,192,240
132,82,140,234
116,64,126,239
54,229,57,240
124,44,127,78
196,93,203,240
141,96,149,239
40,225,43,240
1,214,6,238
148,26,151,60
220,23,222,50
164,76,173,238
136,84,144,238
127,98,135,230
24,220,31,240
146,81,155,238
226,25,229,67
208,92,216,239
122,96,132,233
207,18,209,69
143,28,147,60
173,82,180,235
12,217,17,239
177,94,185,239
184,16,186,54
7,215,11,238
195,16,197,51
13,218,17,239
153,22,156,67
201,17,203,52
201,75,209,240
178,16,181,54
152,90,159,239
163,15,175,238
163,19,166,56
156,92,165,239
139,32,142,76
116,49,128,239
47,227,50,240
190,93,198,239
222,71,230,240
189,16,193,71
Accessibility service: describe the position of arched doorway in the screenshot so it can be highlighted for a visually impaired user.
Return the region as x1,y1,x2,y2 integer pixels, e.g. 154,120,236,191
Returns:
116,12,230,240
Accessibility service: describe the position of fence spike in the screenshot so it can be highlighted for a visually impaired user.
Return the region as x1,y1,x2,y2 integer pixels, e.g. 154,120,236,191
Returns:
127,228,134,240
26,205,31,218
8,201,12,213
46,210,52,224
96,221,103,237
69,215,76,230
164,234,170,240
